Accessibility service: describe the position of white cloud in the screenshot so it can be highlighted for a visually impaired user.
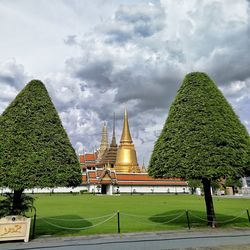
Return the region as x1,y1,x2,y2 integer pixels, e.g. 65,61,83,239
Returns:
220,77,250,132
0,59,31,113
0,0,249,165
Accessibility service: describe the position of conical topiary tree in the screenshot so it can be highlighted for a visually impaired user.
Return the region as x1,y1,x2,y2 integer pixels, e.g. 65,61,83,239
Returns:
148,72,250,227
0,80,82,214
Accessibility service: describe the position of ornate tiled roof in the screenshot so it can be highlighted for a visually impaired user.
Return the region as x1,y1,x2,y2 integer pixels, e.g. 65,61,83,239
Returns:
79,153,97,163
83,170,187,186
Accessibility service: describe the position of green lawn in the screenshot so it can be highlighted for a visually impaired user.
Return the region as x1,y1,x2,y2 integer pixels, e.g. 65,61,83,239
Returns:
23,194,250,237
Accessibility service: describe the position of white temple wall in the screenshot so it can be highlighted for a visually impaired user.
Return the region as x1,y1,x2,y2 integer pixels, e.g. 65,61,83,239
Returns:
88,185,98,193
241,177,250,195
242,177,249,188
1,185,189,194
0,187,12,194
118,185,189,194
1,186,87,194
86,185,190,194
106,185,113,195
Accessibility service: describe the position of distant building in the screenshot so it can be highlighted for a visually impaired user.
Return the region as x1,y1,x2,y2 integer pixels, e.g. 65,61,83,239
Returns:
79,152,101,171
79,110,188,195
242,177,250,195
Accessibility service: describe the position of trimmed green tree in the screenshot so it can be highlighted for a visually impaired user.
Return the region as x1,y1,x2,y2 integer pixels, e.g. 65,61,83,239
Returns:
148,72,250,227
0,80,82,215
187,179,202,194
224,177,242,194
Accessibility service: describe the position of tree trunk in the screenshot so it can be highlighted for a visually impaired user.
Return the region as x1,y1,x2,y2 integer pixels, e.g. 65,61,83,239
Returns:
11,189,24,215
202,178,216,227
232,186,235,195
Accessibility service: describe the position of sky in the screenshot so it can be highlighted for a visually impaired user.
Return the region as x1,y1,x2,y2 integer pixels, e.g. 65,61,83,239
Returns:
0,0,249,166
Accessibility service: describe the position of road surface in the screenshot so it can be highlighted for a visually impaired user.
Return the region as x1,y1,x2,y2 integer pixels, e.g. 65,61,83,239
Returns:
1,228,250,250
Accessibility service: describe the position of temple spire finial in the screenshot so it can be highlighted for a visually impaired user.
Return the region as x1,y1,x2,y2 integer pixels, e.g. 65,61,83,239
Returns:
115,109,139,173
120,109,132,144
111,112,117,146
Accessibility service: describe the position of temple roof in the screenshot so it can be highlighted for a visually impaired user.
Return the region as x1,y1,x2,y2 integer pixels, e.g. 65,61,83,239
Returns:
102,147,117,165
82,170,187,186
79,153,97,163
101,113,118,165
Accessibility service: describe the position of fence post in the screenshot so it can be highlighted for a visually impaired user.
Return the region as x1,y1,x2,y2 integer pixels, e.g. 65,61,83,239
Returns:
247,209,250,223
117,211,121,234
185,210,191,230
32,206,37,239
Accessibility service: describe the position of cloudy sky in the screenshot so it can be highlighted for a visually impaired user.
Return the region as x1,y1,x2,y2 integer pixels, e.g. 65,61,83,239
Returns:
0,0,249,166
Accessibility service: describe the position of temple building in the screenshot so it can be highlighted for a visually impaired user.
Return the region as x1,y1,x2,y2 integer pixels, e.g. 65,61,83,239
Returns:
97,122,109,161
80,110,188,195
101,114,118,168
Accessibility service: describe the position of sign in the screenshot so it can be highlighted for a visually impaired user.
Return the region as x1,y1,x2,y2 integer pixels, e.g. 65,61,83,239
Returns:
0,216,31,242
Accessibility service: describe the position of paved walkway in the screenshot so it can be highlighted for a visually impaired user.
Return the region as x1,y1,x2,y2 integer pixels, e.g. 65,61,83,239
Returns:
1,228,250,250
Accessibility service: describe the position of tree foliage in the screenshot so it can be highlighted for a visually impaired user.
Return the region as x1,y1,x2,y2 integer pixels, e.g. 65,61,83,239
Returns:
149,72,249,227
149,72,250,180
0,80,82,190
0,193,34,217
187,179,202,194
224,177,242,189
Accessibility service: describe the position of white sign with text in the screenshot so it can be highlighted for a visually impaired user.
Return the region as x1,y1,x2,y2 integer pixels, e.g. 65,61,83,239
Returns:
0,216,31,242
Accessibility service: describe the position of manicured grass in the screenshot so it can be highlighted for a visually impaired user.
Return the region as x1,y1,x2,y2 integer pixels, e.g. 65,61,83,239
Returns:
23,194,250,237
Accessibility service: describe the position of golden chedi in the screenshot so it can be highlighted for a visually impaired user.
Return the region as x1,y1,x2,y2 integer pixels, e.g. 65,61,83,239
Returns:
115,109,140,173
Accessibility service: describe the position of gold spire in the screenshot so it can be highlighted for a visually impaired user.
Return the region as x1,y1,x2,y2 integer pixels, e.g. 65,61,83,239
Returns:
97,122,109,161
102,113,118,168
111,113,117,146
115,109,140,173
141,157,146,172
101,122,108,146
120,109,132,144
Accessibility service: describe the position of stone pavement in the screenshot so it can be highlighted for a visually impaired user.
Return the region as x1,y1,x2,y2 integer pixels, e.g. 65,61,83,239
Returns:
1,228,250,250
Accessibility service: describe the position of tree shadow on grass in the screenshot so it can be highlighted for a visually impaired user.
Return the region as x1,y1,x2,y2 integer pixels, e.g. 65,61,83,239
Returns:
34,215,92,237
149,210,249,228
